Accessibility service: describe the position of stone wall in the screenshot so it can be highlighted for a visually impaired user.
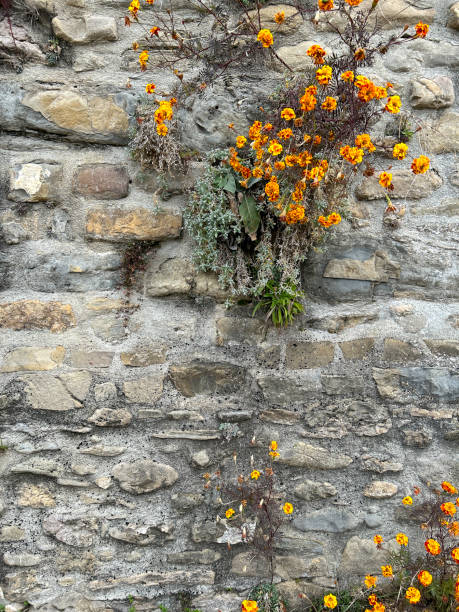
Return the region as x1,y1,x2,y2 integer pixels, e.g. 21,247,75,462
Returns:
0,0,458,610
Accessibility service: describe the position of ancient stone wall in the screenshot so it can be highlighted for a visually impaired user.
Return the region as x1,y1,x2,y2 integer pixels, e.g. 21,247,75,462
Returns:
0,0,458,610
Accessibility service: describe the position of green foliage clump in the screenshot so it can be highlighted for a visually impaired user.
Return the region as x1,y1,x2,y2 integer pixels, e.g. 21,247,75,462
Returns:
248,583,284,612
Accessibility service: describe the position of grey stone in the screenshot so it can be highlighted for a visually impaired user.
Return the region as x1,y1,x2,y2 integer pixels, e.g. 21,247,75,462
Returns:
425,340,459,357
275,555,328,580
294,508,361,533
88,569,214,590
402,429,432,447
32,593,110,611
121,345,167,366
11,458,62,478
20,374,82,411
356,170,442,200
339,338,374,360
8,162,62,203
323,251,400,281
216,317,265,345
167,549,221,565
383,339,423,362
151,430,220,440
3,553,41,567
52,15,118,44
360,455,404,473
294,480,337,501
321,375,365,396
112,459,178,494
0,526,26,542
260,409,300,424
94,382,117,402
339,536,396,577
80,445,126,457
277,580,326,612
192,449,210,467
109,524,159,546
171,492,204,512
230,551,270,577
279,442,352,469
420,111,459,154
71,351,113,368
169,360,246,397
42,515,95,547
192,592,241,612
257,372,321,405
217,410,253,422
58,370,92,401
88,408,132,427
410,76,455,109
123,374,164,404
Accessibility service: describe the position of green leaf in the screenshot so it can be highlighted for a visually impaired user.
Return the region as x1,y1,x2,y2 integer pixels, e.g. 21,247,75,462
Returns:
239,194,260,236
222,173,237,194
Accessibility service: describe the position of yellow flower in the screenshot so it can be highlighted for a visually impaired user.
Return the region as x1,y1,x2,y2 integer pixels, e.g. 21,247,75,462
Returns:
318,0,334,10
452,548,459,563
385,95,402,114
236,135,247,148
242,601,258,612
373,603,385,612
274,11,285,24
307,44,326,65
328,212,341,225
425,538,440,555
341,70,354,82
411,155,430,175
316,65,332,85
318,215,332,228
265,179,280,202
340,145,364,165
393,142,408,160
396,532,408,546
442,481,458,494
402,496,413,506
138,49,149,69
269,451,280,458
128,0,140,14
156,123,168,136
405,587,421,604
277,128,293,140
417,570,432,586
285,155,298,167
449,521,459,536
373,534,383,545
257,29,273,48
283,502,294,514
346,0,363,4
252,167,263,178
355,133,375,152
145,83,156,94
268,141,283,156
321,96,337,111
251,470,261,480
323,594,337,609
280,107,296,121
365,575,377,589
270,441,278,451
415,22,429,38
381,565,393,577
225,508,235,519
441,502,457,517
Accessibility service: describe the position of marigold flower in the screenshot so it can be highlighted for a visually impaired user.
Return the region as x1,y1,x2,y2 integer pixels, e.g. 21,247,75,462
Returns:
251,470,261,480
263,122,273,131
373,534,383,546
449,521,459,536
381,565,393,577
242,600,258,612
318,0,334,10
442,502,457,517
323,594,337,609
341,70,354,82
156,123,168,136
375,86,387,99
269,451,280,458
393,142,408,160
236,135,247,148
307,44,326,65
128,0,140,15
257,29,273,48
396,532,408,546
415,22,429,38
354,47,366,61
452,548,459,563
298,151,312,167
425,538,441,555
373,603,385,612
402,495,413,506
442,481,458,494
411,155,430,175
318,215,332,228
368,595,378,606
355,133,376,152
294,117,303,127
300,92,317,112
270,441,278,451
225,508,235,519
316,65,332,85
145,83,156,94
283,502,294,514
138,49,149,69
313,135,321,145
268,141,283,156
280,107,296,121
405,587,421,604
385,95,402,113
265,179,280,202
322,96,337,111
252,167,263,178
340,145,364,165
365,575,377,588
278,128,293,140
274,11,285,24
284,155,298,167
145,0,155,3
328,212,341,225
418,570,432,586
274,161,285,171
346,0,363,4
249,121,262,140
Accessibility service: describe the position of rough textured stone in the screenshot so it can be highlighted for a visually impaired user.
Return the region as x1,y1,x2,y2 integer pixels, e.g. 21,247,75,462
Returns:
339,536,396,576
410,76,454,109
88,569,214,590
52,15,118,44
323,251,400,281
357,170,442,200
120,345,167,366
420,112,459,154
31,594,109,611
17,484,55,508
279,442,352,469
74,164,129,199
230,552,270,577
86,208,182,242
257,373,321,405
260,408,300,424
363,481,398,498
71,351,113,368
216,317,265,345
411,198,459,216
169,360,246,397
294,480,337,501
4,553,41,567
339,338,374,360
94,382,117,402
0,526,26,542
276,41,330,71
449,1,459,29
192,592,240,612
123,374,164,403
88,408,132,426
20,374,82,411
167,549,221,565
294,508,361,533
58,370,92,401
0,300,75,332
383,339,423,362
277,580,325,612
402,429,432,448
112,459,178,494
1,346,65,372
8,162,62,203
361,455,403,473
275,555,327,580
425,340,459,357
285,341,334,369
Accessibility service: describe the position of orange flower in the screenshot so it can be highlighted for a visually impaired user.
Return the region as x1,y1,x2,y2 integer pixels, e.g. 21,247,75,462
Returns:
354,47,366,61
316,65,332,85
236,135,247,148
252,167,263,178
323,594,337,609
373,534,383,546
150,26,160,36
346,0,363,5
396,532,408,546
274,11,285,24
145,83,156,94
281,107,296,121
318,215,332,228
442,481,458,494
283,502,294,514
274,161,285,171
373,603,385,612
268,141,283,156
368,595,378,606
355,133,376,152
307,44,326,65
242,600,258,612
257,29,273,48
265,179,280,202
132,41,139,50
365,575,377,588
411,155,430,175
381,565,393,577
441,502,457,517
278,128,293,140
156,123,168,136
321,96,337,111
341,70,354,82
285,155,298,167
425,538,441,555
225,508,235,519
418,570,432,586
128,0,139,15
138,49,149,69
452,548,459,564
385,95,402,113
415,22,429,38
393,142,408,160
340,145,364,165
328,212,341,225
402,496,413,506
318,0,334,9
299,91,317,112
249,121,262,139
449,521,459,536
251,470,261,480
405,587,421,604
313,135,321,145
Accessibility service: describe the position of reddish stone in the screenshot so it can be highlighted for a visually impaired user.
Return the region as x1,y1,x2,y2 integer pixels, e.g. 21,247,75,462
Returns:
74,164,129,200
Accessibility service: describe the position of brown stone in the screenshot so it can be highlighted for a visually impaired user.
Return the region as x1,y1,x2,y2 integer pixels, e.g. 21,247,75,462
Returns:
339,338,374,360
121,345,167,366
402,429,432,447
71,351,113,368
425,339,459,357
169,360,246,397
17,484,55,508
216,317,265,345
324,251,400,282
88,408,132,427
449,1,459,29
0,300,75,333
123,374,164,404
356,169,442,200
74,164,129,200
285,341,334,369
410,76,455,109
420,112,459,154
52,15,118,44
1,346,65,372
8,162,62,203
363,481,398,498
86,207,182,242
383,339,422,362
